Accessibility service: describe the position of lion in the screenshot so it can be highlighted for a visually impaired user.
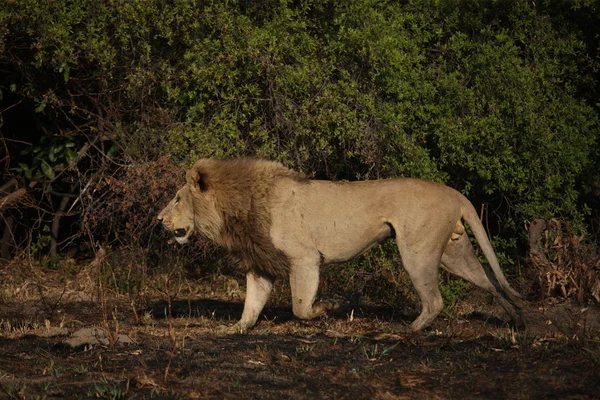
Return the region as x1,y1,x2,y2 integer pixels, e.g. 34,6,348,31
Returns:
158,158,524,332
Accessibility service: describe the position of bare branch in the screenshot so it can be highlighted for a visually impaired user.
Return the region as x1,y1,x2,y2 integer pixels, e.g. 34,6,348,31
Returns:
0,179,17,194
0,188,26,211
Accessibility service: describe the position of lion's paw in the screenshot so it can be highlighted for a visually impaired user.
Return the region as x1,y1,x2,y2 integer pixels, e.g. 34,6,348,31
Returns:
315,299,340,314
215,322,250,335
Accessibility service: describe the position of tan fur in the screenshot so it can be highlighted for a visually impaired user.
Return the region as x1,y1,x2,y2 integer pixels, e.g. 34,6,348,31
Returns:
158,158,524,333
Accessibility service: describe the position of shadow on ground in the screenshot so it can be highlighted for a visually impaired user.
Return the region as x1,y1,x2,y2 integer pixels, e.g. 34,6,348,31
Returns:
0,293,599,399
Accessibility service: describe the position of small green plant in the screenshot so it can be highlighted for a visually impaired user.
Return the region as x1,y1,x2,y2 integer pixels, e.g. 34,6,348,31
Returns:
141,311,154,325
0,382,28,399
295,344,315,356
29,226,52,260
73,365,89,375
350,334,364,344
41,382,55,395
439,274,472,308
50,364,64,378
362,341,400,361
42,359,64,378
489,326,531,348
88,380,127,400
38,255,64,271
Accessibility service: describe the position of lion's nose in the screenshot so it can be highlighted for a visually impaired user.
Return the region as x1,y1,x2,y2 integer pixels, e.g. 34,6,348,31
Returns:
157,215,164,223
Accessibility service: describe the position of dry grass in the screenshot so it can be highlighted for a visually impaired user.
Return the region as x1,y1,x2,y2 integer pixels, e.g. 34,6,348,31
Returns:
0,257,599,399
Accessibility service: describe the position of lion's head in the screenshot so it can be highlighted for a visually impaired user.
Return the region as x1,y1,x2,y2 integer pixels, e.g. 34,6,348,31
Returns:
157,160,223,244
158,158,304,277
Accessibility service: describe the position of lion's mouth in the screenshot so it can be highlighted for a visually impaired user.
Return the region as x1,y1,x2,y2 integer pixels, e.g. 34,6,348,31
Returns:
173,228,188,238
171,227,192,245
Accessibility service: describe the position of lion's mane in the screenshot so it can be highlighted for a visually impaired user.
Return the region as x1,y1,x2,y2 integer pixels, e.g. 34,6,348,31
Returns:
187,158,306,278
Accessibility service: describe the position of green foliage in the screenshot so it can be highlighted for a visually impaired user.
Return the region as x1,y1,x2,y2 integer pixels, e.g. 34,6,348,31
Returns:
29,225,52,257
13,135,78,180
490,235,518,268
0,0,598,260
439,274,472,308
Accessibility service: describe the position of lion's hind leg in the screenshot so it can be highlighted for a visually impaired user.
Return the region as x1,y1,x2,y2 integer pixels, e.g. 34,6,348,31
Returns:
290,257,339,321
398,248,445,332
441,233,501,291
441,233,524,327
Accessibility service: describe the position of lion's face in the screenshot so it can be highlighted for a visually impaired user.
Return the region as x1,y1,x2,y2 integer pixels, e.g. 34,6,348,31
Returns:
158,165,224,245
157,185,197,244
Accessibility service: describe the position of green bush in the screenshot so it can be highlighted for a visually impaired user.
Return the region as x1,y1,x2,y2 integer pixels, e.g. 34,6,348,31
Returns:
0,0,598,273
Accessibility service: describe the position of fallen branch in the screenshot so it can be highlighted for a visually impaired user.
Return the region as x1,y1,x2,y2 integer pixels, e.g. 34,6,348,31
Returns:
0,188,26,211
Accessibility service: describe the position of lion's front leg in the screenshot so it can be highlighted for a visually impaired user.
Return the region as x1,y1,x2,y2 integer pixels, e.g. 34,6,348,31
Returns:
290,258,339,320
234,271,274,333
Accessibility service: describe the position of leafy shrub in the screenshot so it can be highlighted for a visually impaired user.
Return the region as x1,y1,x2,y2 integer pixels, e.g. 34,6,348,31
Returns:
88,155,183,246
0,0,598,301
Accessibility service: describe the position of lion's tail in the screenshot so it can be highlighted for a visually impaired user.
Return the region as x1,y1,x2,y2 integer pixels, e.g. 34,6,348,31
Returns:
460,197,523,300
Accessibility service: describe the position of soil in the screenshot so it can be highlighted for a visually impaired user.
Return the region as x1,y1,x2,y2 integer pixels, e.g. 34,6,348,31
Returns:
0,271,599,399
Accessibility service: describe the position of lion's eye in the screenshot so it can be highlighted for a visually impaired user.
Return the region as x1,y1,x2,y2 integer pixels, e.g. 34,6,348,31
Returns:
175,195,180,204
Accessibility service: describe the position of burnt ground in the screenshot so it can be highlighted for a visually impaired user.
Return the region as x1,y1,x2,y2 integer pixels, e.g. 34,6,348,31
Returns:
0,272,599,399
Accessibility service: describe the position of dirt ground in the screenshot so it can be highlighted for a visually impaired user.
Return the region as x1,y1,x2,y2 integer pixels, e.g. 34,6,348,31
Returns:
0,269,599,400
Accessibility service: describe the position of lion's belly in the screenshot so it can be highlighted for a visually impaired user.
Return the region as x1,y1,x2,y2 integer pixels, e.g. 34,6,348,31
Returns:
313,220,393,264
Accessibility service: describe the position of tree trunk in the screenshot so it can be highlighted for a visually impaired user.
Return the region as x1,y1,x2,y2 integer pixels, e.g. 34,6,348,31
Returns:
50,184,76,258
528,219,549,267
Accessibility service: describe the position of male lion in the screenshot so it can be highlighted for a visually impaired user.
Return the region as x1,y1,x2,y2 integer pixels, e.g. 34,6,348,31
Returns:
158,158,524,332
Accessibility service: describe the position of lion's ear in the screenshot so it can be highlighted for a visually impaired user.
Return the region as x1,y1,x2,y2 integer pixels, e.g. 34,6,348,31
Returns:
187,166,209,192
197,173,208,192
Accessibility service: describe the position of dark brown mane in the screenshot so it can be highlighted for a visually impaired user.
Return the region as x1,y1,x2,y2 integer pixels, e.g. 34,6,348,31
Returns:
188,158,304,278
